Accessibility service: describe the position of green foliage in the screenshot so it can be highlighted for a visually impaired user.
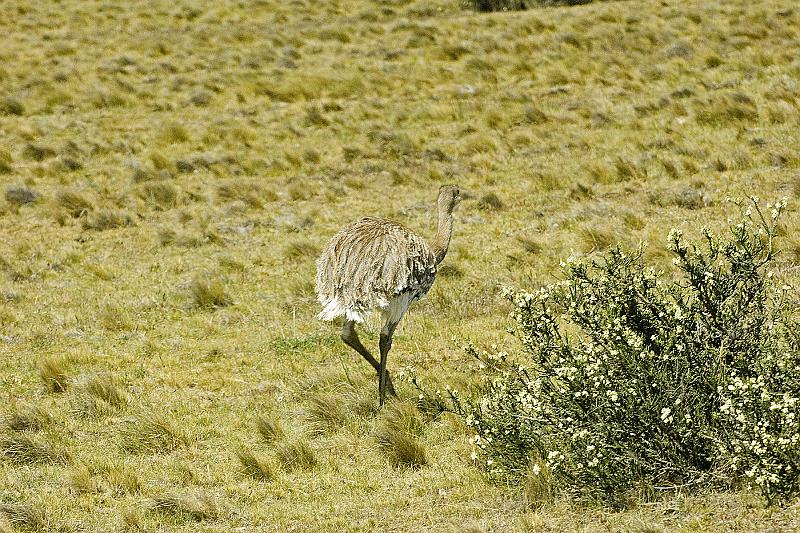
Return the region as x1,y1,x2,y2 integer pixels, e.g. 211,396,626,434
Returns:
425,198,800,505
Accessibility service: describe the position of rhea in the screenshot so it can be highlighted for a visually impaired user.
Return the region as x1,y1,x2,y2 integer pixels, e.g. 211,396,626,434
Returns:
315,185,461,406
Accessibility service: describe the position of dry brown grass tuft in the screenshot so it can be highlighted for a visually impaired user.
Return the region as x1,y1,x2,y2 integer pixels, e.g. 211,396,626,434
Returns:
522,459,555,509
276,439,316,471
0,433,70,465
150,491,221,522
235,446,275,481
103,463,144,495
69,464,100,495
305,392,349,435
83,209,133,231
158,122,190,144
375,401,427,468
4,403,51,432
477,192,504,210
5,185,38,206
137,181,178,210
375,424,427,468
84,374,128,408
189,275,232,309
217,180,275,208
283,239,320,260
39,357,70,393
0,504,47,532
695,93,759,125
56,190,93,217
97,303,135,332
118,413,185,454
0,97,25,116
255,413,286,443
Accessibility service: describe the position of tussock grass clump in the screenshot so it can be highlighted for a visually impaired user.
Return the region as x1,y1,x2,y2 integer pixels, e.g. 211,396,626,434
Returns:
69,464,99,495
368,130,417,157
0,504,47,532
217,180,275,208
119,413,185,454
4,403,51,432
39,357,70,393
375,425,427,468
22,143,56,162
518,236,542,255
523,460,555,509
283,239,320,260
83,209,133,231
0,433,69,465
276,439,316,471
5,186,38,206
150,491,220,522
306,392,349,435
189,275,232,309
97,303,135,331
235,446,275,481
56,190,93,218
477,192,503,211
0,97,25,116
614,157,646,181
696,93,759,125
438,264,465,278
577,224,617,252
84,374,127,408
103,463,143,495
256,413,286,443
383,401,425,437
375,401,427,468
158,122,190,144
137,181,178,210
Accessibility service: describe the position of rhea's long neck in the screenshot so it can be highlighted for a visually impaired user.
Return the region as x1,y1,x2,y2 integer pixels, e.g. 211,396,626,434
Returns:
431,206,453,265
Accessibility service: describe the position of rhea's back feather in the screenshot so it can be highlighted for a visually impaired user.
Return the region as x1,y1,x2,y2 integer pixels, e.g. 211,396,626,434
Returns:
315,217,436,322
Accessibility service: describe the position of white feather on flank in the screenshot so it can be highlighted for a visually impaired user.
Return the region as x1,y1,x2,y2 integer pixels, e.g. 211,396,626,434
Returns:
317,291,415,325
317,296,367,323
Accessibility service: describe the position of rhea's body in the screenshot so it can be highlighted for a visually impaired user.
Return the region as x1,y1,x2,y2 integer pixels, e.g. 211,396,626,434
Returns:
316,217,436,325
315,185,461,405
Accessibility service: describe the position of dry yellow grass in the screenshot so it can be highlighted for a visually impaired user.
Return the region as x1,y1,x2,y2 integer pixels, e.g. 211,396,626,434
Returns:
1,0,800,530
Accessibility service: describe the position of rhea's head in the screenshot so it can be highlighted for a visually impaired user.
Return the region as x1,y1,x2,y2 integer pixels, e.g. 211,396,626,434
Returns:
438,184,462,214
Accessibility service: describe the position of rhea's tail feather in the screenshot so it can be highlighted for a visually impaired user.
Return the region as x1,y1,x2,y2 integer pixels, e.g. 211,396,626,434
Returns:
317,297,366,323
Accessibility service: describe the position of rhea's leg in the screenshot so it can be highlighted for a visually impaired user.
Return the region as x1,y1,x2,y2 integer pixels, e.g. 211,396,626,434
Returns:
341,320,396,397
378,319,399,407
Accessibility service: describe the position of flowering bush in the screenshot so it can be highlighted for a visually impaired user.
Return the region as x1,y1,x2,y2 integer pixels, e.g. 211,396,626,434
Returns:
416,198,800,505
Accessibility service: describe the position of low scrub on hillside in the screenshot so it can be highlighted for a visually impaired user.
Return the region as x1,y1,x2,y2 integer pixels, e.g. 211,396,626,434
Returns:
419,198,800,506
463,0,598,13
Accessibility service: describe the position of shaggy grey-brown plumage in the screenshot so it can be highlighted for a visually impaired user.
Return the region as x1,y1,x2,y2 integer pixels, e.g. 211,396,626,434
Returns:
315,217,436,323
315,185,461,405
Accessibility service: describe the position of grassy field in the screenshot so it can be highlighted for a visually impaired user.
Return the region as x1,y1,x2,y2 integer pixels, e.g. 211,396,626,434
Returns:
2,0,800,530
